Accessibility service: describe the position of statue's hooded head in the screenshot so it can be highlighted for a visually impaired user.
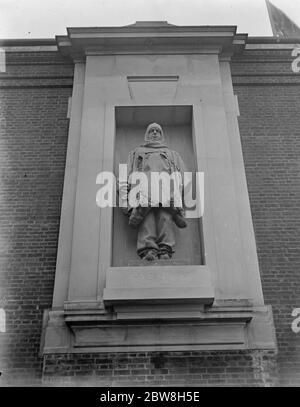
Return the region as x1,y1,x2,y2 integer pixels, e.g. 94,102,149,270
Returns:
144,123,166,147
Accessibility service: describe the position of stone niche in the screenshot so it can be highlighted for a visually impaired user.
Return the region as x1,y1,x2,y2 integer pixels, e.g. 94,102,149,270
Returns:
112,105,203,267
42,22,276,353
106,104,212,316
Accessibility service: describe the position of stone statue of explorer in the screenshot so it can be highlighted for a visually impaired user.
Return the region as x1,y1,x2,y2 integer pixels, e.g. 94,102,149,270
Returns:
119,123,188,261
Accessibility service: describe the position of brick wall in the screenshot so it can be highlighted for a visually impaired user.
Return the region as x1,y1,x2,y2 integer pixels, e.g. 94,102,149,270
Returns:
233,47,300,386
0,49,73,384
0,45,299,387
42,351,278,387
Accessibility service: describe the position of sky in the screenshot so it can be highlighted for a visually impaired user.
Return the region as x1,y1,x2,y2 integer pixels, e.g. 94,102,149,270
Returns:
0,0,300,38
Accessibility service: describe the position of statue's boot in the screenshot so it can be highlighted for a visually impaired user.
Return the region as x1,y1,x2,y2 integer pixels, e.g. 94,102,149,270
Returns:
142,249,158,261
159,253,171,260
158,245,173,260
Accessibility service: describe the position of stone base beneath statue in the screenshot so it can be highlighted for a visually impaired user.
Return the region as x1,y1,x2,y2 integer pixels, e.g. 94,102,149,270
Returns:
103,265,214,306
41,301,276,354
41,262,276,354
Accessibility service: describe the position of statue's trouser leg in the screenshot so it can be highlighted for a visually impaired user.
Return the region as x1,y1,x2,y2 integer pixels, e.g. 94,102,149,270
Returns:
155,208,176,256
137,210,159,257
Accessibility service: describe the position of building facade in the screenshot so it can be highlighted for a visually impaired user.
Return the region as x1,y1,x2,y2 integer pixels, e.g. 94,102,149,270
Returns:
0,22,299,386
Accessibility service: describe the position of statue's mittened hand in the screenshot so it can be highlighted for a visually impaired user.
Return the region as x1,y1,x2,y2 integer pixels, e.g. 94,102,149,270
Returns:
128,208,144,228
121,207,131,217
173,212,187,228
128,207,151,228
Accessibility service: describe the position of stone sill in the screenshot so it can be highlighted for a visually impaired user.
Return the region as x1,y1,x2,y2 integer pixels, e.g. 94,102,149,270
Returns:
42,303,276,354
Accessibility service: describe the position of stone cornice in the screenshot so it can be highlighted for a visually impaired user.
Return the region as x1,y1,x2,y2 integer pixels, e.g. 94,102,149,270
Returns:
55,21,247,60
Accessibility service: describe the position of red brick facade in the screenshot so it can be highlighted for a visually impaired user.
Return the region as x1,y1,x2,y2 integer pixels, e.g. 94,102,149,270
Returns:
42,351,278,387
0,48,73,384
233,45,300,386
0,39,299,386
